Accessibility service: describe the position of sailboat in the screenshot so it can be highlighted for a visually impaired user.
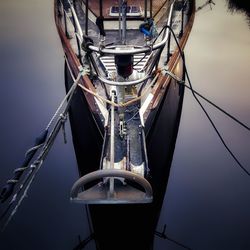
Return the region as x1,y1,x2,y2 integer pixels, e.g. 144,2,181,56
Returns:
55,0,195,249
54,0,195,248
0,0,195,249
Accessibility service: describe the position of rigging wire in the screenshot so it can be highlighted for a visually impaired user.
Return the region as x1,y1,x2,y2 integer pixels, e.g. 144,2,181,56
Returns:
165,24,250,176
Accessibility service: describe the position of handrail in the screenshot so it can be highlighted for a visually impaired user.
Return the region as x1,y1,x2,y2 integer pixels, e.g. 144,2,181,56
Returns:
65,0,175,56
67,0,83,40
88,2,175,55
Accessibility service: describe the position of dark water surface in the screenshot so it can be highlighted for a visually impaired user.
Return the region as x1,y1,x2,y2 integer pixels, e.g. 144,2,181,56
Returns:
0,1,93,249
0,0,249,249
155,0,250,249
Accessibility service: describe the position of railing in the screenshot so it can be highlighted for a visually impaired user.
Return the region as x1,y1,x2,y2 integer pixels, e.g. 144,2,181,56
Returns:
58,0,83,58
57,0,193,86
58,0,175,55
88,3,174,56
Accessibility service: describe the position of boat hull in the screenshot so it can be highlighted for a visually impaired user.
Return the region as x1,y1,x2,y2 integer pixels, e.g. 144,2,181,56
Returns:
59,0,195,248
65,61,185,249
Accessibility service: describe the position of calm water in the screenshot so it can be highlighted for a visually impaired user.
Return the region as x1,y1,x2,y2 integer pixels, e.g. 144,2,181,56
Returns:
0,1,93,249
155,0,250,249
0,0,249,249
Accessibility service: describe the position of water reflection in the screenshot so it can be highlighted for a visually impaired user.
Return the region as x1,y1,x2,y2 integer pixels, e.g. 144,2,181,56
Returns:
0,1,93,249
155,0,250,249
226,0,250,23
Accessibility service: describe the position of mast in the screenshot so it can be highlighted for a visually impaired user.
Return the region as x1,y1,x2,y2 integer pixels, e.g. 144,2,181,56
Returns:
99,0,103,16
85,0,89,35
150,0,152,18
119,0,122,41
121,0,127,44
144,0,147,21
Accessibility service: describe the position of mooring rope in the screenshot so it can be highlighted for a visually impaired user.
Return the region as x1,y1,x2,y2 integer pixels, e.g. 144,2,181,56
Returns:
65,55,160,108
163,25,250,176
0,66,86,230
155,224,192,250
46,69,83,131
161,67,249,131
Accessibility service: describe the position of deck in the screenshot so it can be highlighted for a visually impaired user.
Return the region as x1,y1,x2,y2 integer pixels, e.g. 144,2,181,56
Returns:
66,0,183,55
82,0,170,19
